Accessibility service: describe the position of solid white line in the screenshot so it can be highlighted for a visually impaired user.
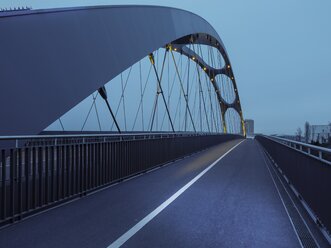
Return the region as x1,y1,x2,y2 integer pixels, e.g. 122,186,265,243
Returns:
259,144,321,248
107,139,245,248
256,142,304,248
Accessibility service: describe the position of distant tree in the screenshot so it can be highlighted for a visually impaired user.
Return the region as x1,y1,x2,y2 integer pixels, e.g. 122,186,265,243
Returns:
304,121,310,143
296,127,302,141
312,139,321,146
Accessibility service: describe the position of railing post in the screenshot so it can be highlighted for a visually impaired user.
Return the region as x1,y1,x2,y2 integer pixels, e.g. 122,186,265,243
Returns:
0,132,236,226
1,150,6,221
10,149,15,222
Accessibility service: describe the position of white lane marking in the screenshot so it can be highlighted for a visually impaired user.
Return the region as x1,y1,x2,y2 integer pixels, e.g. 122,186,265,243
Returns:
257,143,320,248
107,139,245,248
257,142,304,248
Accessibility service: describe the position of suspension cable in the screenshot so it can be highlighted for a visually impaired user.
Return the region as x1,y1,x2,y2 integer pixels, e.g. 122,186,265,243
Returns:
110,66,133,131
59,118,65,131
140,61,144,131
196,62,210,132
120,73,127,131
170,47,196,132
93,96,102,131
209,46,222,133
132,62,152,131
192,44,210,132
160,53,171,130
81,92,99,131
149,49,175,132
199,44,217,132
160,52,182,131
207,46,219,132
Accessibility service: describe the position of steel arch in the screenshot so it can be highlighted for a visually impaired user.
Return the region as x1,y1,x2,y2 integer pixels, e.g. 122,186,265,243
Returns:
0,5,245,136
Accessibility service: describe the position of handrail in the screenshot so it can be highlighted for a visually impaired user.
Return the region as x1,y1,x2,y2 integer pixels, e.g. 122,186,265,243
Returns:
0,132,242,226
262,135,331,165
269,136,331,154
0,132,224,141
256,135,331,242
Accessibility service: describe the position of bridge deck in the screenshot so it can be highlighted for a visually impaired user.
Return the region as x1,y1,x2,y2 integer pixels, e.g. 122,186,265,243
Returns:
0,139,326,247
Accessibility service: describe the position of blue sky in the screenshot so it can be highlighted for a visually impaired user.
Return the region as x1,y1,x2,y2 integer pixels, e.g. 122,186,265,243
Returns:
1,0,330,134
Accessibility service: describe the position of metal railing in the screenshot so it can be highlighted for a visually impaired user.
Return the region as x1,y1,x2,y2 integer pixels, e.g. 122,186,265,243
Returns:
0,7,32,12
0,132,242,226
256,135,331,241
268,136,331,165
0,132,215,148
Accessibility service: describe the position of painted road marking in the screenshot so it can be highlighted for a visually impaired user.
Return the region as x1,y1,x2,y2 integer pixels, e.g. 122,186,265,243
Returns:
107,139,245,248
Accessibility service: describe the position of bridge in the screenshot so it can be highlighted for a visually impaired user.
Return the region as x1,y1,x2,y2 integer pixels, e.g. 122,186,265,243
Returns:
0,5,330,248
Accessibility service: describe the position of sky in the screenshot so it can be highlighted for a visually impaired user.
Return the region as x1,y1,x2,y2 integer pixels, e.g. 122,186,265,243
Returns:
1,0,331,135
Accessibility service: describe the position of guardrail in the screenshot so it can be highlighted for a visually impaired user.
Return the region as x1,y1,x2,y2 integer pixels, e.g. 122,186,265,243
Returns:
268,136,331,165
256,135,331,242
0,132,215,148
0,132,242,226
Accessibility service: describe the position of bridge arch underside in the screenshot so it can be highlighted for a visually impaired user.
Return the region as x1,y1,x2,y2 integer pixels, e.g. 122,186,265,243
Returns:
0,5,245,136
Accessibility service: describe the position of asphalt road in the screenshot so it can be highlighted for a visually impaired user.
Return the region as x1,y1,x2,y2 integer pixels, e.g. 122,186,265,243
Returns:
0,139,315,247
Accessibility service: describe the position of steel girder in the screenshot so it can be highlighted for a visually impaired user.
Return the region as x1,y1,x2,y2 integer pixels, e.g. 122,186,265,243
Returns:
0,5,245,135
